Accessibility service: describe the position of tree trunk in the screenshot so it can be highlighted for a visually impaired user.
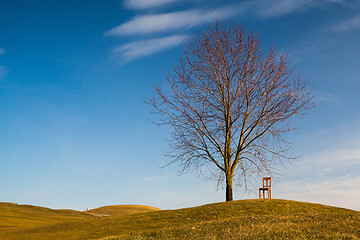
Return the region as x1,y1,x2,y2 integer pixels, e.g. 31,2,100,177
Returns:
226,178,233,201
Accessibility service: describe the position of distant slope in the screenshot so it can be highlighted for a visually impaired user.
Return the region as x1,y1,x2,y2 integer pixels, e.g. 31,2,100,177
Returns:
0,202,96,230
84,205,161,217
1,199,359,240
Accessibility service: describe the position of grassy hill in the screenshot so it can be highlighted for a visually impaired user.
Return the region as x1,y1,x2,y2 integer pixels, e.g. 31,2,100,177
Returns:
0,199,359,239
84,205,160,217
0,202,96,229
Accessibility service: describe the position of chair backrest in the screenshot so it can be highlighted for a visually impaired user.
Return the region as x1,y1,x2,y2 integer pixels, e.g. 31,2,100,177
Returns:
263,177,271,188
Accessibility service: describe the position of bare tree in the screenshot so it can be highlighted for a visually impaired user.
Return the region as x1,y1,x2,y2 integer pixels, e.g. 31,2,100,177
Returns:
148,22,314,201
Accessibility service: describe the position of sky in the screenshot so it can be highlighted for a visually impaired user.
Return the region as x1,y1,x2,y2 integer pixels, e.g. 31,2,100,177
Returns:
0,0,359,212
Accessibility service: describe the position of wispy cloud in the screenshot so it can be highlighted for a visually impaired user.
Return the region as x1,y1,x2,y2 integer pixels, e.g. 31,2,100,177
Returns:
105,5,241,36
332,14,360,32
316,90,342,104
105,0,342,61
0,48,7,80
278,174,360,211
249,0,342,18
114,34,188,61
276,139,360,211
143,175,170,182
309,148,360,172
0,66,7,80
124,0,182,10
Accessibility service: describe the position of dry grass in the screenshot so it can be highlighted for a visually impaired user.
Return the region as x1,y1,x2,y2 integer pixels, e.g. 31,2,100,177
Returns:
0,200,359,239
84,205,160,217
0,202,96,229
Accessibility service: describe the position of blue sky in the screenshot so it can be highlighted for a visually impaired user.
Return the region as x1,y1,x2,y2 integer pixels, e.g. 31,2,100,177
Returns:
0,0,359,211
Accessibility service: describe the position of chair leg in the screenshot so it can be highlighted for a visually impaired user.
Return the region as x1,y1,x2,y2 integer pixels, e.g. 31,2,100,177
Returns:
259,189,264,199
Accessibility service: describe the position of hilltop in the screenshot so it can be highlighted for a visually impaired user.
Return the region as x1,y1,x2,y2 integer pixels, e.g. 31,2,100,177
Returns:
84,204,161,217
0,199,359,239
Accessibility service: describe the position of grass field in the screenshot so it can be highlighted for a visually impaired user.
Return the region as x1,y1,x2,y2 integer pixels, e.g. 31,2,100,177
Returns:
85,205,160,217
0,199,359,239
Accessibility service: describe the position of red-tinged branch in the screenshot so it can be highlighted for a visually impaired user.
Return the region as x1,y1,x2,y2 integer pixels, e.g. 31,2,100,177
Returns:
148,21,315,201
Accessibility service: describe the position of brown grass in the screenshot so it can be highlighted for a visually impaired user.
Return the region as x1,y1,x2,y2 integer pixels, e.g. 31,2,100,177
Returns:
84,205,161,217
0,199,359,240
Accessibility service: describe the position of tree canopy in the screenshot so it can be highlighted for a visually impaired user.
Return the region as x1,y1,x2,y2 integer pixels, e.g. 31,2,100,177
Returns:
149,21,314,201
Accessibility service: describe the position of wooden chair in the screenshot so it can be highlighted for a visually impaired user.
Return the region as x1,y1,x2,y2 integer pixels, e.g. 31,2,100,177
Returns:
259,177,271,199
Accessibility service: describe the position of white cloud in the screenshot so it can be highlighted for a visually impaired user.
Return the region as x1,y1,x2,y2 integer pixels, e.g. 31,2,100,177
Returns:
114,34,188,61
276,142,360,211
316,90,342,104
0,48,7,80
105,5,241,36
0,66,7,80
332,14,360,32
124,0,182,10
143,175,170,182
249,0,342,18
277,175,360,211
